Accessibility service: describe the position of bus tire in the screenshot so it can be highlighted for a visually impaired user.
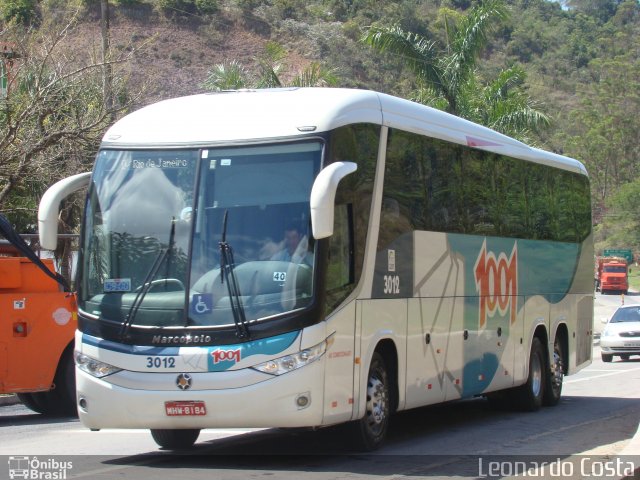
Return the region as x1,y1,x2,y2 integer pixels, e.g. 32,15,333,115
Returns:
150,429,200,450
512,337,545,411
350,352,390,451
543,339,563,407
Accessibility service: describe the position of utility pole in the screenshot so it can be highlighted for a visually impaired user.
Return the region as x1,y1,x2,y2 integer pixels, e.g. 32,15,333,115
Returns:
101,0,114,117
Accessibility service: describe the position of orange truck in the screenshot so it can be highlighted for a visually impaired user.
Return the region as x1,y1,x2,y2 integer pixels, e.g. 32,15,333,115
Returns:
595,256,629,294
0,214,77,415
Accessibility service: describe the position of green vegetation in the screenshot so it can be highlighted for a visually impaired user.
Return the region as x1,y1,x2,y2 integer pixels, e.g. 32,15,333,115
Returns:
201,42,339,90
362,0,549,141
627,267,640,293
0,0,638,255
0,0,37,24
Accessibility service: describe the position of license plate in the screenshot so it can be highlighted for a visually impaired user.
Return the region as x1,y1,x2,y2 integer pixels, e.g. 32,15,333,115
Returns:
623,342,640,347
165,401,207,416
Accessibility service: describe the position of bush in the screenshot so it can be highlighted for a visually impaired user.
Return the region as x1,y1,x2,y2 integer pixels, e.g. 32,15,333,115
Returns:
195,0,217,15
0,0,37,24
156,0,196,15
113,0,144,5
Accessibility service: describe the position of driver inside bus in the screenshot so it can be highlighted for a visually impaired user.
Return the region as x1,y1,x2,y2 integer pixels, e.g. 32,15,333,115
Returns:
270,222,312,266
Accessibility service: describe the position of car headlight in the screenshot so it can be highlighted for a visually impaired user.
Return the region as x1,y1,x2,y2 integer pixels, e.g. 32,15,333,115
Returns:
252,339,327,376
74,351,122,378
602,329,616,338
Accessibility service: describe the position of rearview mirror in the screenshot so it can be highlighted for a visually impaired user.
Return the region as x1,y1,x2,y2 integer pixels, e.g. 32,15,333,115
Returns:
38,172,91,250
310,161,357,239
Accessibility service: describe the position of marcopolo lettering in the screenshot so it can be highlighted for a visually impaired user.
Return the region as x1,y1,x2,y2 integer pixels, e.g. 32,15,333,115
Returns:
474,240,518,328
152,335,212,345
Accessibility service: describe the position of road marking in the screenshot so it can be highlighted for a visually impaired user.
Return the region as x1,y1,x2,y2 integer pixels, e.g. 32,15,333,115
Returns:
566,366,640,384
67,428,258,434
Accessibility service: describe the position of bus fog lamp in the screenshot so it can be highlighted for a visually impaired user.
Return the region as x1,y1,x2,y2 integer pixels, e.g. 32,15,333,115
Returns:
74,351,122,378
296,393,310,409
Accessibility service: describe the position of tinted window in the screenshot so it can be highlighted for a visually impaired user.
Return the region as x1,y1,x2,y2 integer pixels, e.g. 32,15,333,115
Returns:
380,129,591,245
325,124,379,312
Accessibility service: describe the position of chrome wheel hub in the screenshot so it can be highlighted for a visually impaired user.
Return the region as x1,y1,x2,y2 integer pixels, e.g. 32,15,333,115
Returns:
366,375,387,431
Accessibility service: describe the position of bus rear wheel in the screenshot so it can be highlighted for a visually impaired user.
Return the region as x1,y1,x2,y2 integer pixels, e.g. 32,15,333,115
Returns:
543,339,564,406
511,337,545,411
150,429,200,450
350,352,390,451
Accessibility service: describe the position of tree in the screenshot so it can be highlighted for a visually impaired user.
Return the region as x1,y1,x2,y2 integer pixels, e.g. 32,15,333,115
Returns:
362,0,550,140
596,178,640,252
562,56,640,223
0,0,37,24
0,14,141,232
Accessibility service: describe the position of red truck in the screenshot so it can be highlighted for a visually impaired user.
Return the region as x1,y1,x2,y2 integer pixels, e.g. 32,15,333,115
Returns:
595,256,629,294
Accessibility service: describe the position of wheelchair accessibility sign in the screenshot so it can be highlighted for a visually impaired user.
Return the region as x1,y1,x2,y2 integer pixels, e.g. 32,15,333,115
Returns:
191,294,213,315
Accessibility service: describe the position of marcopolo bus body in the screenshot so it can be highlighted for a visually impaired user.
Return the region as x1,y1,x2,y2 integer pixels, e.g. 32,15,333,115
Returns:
39,88,594,450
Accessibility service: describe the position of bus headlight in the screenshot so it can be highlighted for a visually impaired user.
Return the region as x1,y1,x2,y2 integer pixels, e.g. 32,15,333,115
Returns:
251,340,327,376
74,351,122,378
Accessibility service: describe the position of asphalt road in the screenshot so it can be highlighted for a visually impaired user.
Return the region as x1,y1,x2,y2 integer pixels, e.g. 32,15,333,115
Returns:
1,341,639,479
0,291,637,478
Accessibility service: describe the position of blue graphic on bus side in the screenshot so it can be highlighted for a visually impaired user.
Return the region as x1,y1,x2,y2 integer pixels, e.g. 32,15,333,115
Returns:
447,234,581,397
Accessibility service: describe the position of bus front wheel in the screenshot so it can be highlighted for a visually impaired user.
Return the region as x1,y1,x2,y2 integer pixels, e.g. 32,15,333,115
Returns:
150,429,200,450
350,352,390,451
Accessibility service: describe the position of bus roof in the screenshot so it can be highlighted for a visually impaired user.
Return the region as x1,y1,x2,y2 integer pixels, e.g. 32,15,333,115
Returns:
101,88,587,176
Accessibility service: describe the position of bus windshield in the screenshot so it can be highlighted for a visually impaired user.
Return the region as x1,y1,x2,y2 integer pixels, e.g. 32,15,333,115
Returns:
603,265,627,273
79,142,322,330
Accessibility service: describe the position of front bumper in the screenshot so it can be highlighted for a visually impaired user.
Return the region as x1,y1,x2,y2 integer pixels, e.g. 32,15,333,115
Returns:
600,337,640,356
76,359,325,430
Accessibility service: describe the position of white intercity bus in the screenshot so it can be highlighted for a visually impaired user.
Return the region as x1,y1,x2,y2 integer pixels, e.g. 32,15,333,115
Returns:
39,88,594,450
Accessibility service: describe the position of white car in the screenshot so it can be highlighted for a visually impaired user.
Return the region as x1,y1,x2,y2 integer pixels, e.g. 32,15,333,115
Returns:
601,305,640,362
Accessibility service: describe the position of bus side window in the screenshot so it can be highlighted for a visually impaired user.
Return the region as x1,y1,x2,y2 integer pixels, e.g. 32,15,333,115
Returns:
326,203,354,310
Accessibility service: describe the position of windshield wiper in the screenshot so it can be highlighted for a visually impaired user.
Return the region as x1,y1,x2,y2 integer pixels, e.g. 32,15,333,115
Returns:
219,211,249,339
119,218,176,341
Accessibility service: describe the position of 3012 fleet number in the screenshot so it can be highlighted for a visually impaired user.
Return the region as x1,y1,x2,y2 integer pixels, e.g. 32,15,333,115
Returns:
383,275,400,294
146,357,176,368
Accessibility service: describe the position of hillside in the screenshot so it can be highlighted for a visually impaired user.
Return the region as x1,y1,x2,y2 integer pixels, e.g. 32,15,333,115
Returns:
1,0,639,249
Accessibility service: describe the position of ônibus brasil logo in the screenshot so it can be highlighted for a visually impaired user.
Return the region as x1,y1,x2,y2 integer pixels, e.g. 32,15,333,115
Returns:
8,456,72,479
474,240,518,328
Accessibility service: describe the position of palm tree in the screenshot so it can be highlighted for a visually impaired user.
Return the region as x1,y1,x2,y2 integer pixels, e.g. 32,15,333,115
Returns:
201,60,250,91
362,0,549,140
202,43,339,92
